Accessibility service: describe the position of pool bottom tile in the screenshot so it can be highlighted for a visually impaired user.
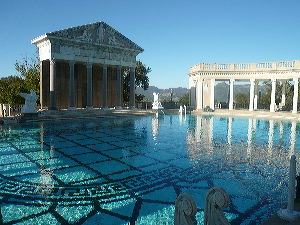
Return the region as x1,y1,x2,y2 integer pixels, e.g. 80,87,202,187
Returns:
1,204,49,223
82,212,130,225
54,166,99,184
56,204,94,223
141,186,177,203
136,203,175,225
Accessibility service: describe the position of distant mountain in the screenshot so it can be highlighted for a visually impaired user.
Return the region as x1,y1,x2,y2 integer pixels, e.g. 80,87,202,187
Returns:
136,86,189,101
136,83,267,102
214,82,267,102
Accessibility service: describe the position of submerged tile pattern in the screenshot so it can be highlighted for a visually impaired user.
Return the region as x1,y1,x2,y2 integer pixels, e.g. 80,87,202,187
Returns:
0,115,298,224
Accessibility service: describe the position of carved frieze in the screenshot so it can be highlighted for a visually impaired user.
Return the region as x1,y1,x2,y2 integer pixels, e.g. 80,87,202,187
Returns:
47,22,143,52
60,45,80,56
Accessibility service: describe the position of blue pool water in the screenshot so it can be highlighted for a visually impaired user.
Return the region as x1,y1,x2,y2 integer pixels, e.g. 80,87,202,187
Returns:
0,114,299,224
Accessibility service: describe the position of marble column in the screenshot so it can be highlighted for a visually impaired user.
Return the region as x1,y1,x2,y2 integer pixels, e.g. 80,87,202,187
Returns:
210,79,215,110
68,60,75,109
39,61,44,109
249,79,255,111
102,65,108,109
196,79,203,110
254,81,258,110
49,59,56,110
129,67,136,109
270,79,276,112
292,78,298,114
229,79,234,110
116,65,122,109
86,62,93,109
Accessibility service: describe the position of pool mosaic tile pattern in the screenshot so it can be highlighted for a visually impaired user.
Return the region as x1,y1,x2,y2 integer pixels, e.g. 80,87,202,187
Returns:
0,115,299,224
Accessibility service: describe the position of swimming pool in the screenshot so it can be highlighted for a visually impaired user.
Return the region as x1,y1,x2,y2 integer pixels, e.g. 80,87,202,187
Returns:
0,114,299,224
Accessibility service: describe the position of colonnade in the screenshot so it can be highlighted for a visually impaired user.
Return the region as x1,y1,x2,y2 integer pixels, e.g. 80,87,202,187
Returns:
195,78,299,113
188,61,300,113
47,59,136,110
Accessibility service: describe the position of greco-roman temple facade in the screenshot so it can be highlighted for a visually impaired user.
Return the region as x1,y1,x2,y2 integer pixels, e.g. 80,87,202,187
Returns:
188,61,300,113
31,21,143,110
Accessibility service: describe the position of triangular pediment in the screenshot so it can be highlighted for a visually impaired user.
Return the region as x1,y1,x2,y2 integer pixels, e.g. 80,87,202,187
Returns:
46,21,144,52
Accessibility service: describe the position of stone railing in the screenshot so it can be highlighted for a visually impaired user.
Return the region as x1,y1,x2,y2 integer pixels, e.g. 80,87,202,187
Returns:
190,60,300,73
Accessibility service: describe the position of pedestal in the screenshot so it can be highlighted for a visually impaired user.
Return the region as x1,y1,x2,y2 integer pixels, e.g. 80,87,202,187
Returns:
21,113,38,121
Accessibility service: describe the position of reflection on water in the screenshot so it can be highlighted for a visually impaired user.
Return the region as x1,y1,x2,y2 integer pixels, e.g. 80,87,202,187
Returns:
187,115,299,161
290,121,296,156
186,115,300,223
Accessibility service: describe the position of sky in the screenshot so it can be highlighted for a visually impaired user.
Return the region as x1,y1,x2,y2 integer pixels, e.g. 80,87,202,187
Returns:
1,0,300,89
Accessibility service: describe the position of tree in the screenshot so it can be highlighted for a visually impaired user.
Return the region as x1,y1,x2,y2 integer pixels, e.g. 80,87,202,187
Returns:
123,60,151,102
235,93,249,108
260,81,295,110
14,55,40,95
0,76,26,106
179,92,189,105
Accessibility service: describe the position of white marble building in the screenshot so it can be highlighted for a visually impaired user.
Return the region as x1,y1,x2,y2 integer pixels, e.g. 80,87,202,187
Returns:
188,61,300,113
31,21,143,110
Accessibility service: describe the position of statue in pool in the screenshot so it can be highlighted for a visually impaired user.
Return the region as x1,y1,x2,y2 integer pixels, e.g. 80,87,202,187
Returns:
19,90,39,114
152,92,164,110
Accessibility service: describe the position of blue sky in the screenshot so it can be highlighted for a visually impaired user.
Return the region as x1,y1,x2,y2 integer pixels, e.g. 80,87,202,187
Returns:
1,0,300,89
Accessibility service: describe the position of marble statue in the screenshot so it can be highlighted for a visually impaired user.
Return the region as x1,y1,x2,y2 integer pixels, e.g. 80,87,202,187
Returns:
152,92,164,110
204,187,231,225
19,90,39,113
174,193,197,225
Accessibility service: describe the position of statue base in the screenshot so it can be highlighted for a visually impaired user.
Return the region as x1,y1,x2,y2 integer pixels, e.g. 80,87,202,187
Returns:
20,113,38,121
278,208,300,221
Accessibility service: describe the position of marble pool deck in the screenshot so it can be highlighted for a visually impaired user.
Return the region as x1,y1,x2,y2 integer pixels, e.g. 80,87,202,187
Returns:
37,108,300,122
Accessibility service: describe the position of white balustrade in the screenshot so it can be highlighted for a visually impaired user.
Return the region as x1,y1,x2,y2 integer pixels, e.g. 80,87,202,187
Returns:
189,60,299,73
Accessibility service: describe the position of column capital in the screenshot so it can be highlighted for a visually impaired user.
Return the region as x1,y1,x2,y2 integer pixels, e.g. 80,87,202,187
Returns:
130,66,136,72
103,64,107,70
69,60,75,66
87,62,93,69
230,79,235,82
117,65,122,70
50,58,56,64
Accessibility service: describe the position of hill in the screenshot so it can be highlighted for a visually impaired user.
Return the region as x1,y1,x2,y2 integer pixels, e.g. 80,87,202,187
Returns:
136,82,267,102
214,82,267,102
136,86,189,101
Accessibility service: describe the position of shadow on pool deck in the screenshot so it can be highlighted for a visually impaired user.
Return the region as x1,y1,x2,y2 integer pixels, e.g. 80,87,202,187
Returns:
261,199,300,225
